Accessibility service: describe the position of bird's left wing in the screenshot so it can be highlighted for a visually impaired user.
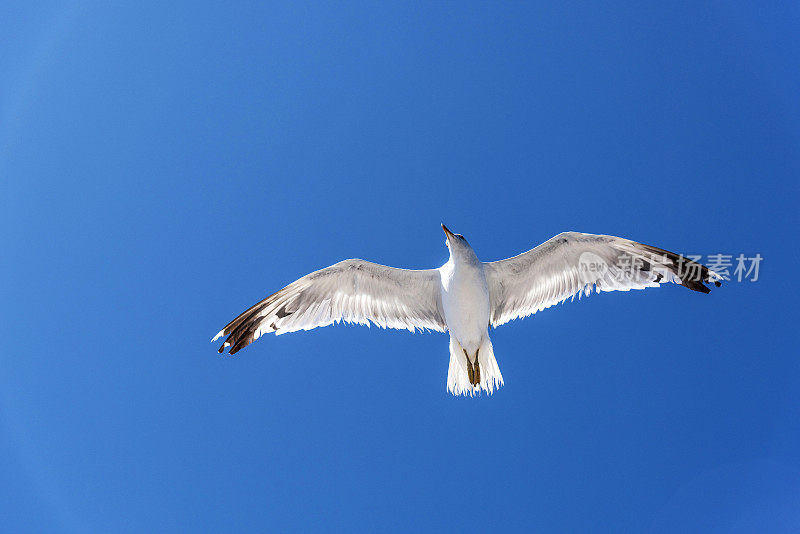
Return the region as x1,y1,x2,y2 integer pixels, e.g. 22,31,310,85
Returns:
484,232,722,327
214,259,446,354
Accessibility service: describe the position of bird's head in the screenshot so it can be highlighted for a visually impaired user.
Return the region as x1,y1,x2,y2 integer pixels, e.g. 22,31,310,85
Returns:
441,224,473,258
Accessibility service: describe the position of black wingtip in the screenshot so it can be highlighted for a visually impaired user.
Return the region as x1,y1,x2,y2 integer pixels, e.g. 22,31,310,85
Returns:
685,280,711,294
636,243,724,295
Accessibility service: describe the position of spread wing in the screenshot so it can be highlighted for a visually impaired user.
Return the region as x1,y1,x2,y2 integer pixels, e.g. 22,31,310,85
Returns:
214,259,446,354
485,232,722,327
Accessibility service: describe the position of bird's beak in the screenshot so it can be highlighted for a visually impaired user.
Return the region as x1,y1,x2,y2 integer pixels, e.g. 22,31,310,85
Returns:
441,223,455,240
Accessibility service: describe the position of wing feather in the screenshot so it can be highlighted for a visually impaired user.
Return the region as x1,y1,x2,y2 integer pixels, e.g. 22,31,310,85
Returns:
485,232,722,327
214,259,446,354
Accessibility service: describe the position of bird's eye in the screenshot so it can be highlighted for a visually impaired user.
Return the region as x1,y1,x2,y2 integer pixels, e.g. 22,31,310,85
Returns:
456,234,464,240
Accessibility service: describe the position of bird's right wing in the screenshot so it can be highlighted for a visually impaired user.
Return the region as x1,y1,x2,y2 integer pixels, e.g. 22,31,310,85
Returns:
484,232,722,327
214,259,446,354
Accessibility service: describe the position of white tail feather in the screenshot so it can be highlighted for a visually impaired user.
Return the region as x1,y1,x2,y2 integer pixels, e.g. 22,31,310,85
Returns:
447,336,504,396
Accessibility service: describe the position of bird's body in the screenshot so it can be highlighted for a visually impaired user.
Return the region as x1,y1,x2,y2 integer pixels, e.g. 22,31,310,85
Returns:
214,225,722,396
440,241,489,357
438,240,499,393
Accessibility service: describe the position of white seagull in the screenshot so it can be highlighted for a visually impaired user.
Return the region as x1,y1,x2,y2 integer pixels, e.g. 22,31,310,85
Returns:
213,225,721,396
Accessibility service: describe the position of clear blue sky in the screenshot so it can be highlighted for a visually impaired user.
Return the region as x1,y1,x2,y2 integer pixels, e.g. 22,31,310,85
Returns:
2,2,799,532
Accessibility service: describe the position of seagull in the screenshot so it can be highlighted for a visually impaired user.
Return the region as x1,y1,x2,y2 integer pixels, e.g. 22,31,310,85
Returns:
213,225,721,396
